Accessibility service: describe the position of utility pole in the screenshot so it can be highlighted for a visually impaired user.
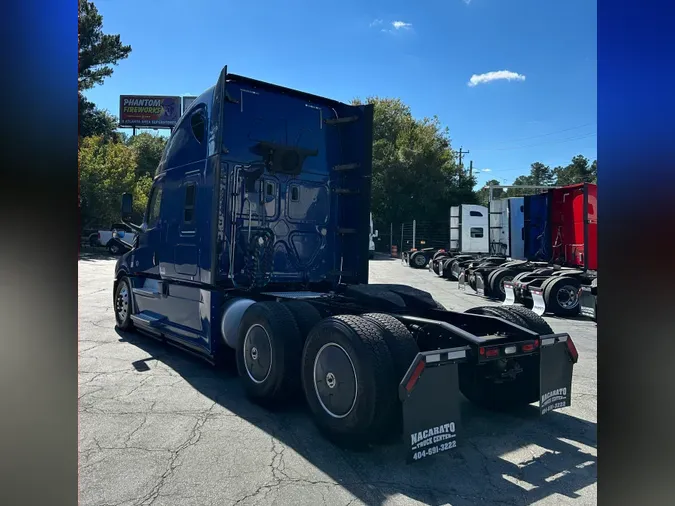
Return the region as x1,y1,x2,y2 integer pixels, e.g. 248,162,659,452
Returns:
469,160,473,178
457,147,469,170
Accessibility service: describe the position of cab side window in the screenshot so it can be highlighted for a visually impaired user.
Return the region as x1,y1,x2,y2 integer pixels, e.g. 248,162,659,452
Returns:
163,105,208,168
147,186,163,227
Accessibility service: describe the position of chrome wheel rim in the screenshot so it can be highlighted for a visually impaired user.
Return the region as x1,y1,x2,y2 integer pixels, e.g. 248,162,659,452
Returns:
243,324,273,384
116,284,129,322
556,285,580,309
313,343,358,419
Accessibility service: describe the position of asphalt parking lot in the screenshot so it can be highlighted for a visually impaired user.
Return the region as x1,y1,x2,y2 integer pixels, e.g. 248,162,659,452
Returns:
79,253,597,506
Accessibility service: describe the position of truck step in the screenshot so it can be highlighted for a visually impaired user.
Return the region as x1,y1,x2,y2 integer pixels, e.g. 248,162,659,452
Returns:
325,116,359,125
333,188,360,195
332,163,360,172
338,228,357,234
130,311,167,327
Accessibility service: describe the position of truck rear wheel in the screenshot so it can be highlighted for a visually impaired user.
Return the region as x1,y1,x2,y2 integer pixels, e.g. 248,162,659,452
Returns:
114,277,133,331
502,306,553,335
283,300,322,345
361,313,419,382
301,315,398,446
488,268,516,301
410,251,428,269
236,302,303,406
544,277,582,316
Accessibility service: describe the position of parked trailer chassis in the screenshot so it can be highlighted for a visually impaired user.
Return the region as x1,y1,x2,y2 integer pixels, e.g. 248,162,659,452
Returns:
451,260,598,318
115,280,579,464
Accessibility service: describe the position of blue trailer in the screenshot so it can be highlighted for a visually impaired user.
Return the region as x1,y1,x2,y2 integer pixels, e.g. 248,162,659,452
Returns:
113,66,578,462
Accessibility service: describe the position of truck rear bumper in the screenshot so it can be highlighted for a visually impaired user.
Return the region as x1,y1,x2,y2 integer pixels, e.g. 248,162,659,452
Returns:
399,334,577,463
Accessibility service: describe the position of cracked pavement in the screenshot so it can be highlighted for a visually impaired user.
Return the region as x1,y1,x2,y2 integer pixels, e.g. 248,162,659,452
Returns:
79,253,597,506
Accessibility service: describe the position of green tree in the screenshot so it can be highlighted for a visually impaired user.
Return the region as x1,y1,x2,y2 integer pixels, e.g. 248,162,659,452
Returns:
476,179,505,206
127,133,167,178
507,162,554,197
79,94,120,141
553,155,597,185
78,0,131,139
352,97,476,225
78,0,132,92
79,136,139,227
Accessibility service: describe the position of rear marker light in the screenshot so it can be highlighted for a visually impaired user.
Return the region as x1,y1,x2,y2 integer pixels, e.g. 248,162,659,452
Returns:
405,360,426,392
426,354,440,364
504,346,517,355
522,343,535,352
566,337,579,363
485,348,499,358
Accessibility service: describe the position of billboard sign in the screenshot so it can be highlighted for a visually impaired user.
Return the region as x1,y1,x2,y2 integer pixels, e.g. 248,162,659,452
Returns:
119,95,181,128
182,96,198,114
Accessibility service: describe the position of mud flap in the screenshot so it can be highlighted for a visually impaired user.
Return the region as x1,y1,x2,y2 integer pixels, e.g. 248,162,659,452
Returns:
502,281,516,306
531,287,546,316
539,334,576,415
475,273,485,296
457,271,466,290
399,347,469,463
439,262,444,277
579,286,596,319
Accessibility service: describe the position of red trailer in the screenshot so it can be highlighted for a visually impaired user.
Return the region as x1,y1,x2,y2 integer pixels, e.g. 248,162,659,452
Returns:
502,183,598,318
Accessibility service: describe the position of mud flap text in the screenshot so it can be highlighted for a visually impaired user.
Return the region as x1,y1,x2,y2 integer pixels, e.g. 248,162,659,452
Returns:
400,348,467,463
539,335,574,415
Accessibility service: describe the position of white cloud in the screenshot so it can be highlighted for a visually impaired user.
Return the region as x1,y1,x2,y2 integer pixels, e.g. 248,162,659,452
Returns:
468,70,526,87
463,0,472,4
369,19,383,27
482,168,492,172
392,21,412,30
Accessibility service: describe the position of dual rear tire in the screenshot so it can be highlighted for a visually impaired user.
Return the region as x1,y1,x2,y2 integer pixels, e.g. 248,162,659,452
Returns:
234,302,419,445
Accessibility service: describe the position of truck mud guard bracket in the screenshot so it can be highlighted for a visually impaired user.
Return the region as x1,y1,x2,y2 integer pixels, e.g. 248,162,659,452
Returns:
530,287,546,316
502,281,516,306
398,346,470,463
457,270,466,290
539,333,577,415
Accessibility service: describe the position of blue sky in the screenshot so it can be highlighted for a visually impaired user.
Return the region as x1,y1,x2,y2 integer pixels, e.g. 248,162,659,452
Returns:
86,0,597,189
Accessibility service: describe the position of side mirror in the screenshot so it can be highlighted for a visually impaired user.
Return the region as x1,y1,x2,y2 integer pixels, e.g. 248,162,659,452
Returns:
121,193,133,221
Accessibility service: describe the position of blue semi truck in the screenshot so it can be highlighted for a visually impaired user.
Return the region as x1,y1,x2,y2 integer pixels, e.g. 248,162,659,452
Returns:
113,66,579,462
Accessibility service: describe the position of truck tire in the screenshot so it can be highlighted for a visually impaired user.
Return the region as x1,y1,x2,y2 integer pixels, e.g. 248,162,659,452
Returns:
500,306,554,335
361,313,420,382
488,268,516,301
301,315,398,446
283,300,322,345
465,305,533,330
467,305,528,328
236,301,303,405
410,251,428,269
441,258,455,279
544,277,582,316
107,240,121,255
114,277,134,331
461,305,544,410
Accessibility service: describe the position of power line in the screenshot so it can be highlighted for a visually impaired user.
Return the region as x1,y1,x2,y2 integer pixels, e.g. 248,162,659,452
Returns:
471,123,597,151
475,132,597,152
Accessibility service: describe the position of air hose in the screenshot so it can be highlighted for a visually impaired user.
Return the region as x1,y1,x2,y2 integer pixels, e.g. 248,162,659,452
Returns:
244,229,275,290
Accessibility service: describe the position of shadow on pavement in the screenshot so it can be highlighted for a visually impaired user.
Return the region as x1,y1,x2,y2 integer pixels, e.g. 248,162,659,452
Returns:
115,328,597,506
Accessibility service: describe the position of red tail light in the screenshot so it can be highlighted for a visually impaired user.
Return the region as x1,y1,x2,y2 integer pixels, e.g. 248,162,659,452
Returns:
566,337,579,363
522,343,535,352
485,348,499,357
